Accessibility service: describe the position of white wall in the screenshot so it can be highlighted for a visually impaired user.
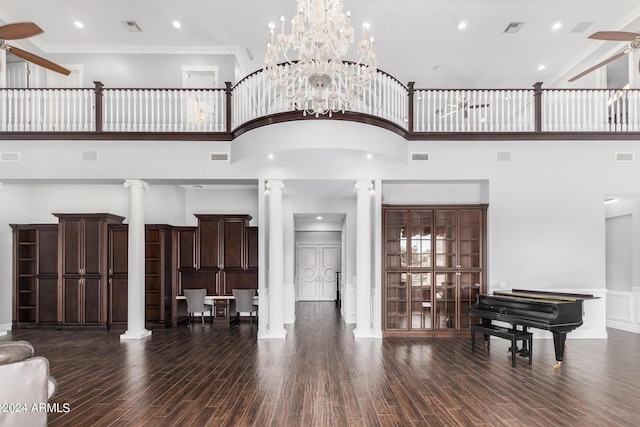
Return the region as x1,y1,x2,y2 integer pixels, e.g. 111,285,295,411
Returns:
606,215,633,291
3,121,640,336
29,53,237,88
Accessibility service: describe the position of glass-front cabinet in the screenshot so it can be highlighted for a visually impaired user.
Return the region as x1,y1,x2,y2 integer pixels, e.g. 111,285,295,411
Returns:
383,205,487,334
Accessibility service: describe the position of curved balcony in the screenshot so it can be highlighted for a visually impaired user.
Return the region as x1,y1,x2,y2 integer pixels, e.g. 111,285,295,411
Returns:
1,65,640,140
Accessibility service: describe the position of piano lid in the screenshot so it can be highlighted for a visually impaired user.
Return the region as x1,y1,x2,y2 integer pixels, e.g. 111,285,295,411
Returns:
492,289,599,302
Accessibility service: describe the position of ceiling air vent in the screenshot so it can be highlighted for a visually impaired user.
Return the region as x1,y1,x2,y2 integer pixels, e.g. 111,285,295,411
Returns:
503,22,524,34
411,152,430,162
615,152,634,162
210,152,229,162
571,22,593,34
0,152,20,162
122,21,142,32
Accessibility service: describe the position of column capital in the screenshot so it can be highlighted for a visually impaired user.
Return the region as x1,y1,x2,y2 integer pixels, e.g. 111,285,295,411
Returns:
265,179,285,191
124,179,149,190
354,180,373,192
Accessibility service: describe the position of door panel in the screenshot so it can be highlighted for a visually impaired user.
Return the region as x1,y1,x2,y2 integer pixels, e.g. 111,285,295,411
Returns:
83,278,102,325
298,246,318,300
319,246,340,300
298,244,340,301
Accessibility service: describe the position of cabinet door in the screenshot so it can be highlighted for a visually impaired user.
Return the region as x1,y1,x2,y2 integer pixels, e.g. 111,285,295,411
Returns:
434,211,457,268
83,218,103,275
384,210,407,268
458,210,483,269
409,210,432,269
62,219,82,275
109,277,128,326
223,219,245,268
385,271,408,329
37,278,58,324
410,272,432,330
63,278,81,325
109,227,129,275
458,271,482,329
434,272,457,330
38,227,58,275
199,218,221,269
83,278,102,325
246,227,258,268
178,228,197,269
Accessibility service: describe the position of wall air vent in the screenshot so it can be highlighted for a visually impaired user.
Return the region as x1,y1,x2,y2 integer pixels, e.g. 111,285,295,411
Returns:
615,152,634,162
497,151,511,162
0,152,20,162
411,152,430,162
503,22,524,34
122,21,142,32
82,151,98,161
210,152,230,162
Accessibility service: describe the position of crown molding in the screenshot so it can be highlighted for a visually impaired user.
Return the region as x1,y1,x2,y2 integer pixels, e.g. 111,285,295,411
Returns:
41,44,242,55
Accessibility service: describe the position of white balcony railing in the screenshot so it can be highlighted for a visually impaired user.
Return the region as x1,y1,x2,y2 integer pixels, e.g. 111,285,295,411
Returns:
2,67,640,137
413,89,535,132
0,88,94,132
102,88,227,132
232,65,408,130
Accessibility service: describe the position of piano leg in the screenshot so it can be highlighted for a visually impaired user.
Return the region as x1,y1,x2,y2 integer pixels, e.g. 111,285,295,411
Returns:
552,332,568,368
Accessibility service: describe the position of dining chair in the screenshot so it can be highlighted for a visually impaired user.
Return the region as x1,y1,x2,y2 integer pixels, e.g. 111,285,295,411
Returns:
232,289,258,327
183,288,213,327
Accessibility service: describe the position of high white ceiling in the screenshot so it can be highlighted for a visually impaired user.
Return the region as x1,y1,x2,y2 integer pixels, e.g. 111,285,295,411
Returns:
1,0,640,88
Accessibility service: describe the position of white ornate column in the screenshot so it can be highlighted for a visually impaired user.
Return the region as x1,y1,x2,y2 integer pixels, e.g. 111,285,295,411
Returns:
353,179,375,338
265,180,287,338
121,179,151,340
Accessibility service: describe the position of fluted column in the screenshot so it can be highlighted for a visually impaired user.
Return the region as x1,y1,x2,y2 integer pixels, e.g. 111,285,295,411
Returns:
266,179,287,338
121,179,151,340
353,179,375,338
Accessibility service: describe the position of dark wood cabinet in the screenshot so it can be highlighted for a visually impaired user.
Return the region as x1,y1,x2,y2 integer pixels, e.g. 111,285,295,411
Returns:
179,214,255,296
107,224,177,329
108,224,129,328
55,213,125,329
11,224,58,328
382,205,487,336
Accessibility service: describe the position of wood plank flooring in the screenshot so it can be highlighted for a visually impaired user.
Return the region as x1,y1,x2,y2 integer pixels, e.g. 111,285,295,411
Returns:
3,302,640,426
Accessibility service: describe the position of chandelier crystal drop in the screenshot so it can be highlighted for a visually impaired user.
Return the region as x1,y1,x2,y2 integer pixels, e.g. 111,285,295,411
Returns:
263,0,377,117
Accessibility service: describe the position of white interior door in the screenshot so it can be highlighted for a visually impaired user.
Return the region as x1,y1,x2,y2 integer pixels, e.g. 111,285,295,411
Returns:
297,244,340,301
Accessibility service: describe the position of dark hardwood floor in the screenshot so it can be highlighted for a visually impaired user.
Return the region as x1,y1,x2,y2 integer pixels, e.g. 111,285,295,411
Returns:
3,302,640,426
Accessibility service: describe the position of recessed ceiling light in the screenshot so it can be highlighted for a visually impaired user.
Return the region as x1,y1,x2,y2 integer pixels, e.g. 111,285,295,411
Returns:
268,153,274,159
458,22,467,30
366,153,372,159
538,65,546,71
173,21,182,29
316,216,323,220
552,22,562,31
74,21,84,29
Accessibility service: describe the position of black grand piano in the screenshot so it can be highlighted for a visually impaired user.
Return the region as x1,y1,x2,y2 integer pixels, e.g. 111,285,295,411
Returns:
468,289,598,367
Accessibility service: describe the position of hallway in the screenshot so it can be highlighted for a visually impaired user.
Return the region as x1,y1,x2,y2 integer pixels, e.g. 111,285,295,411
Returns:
4,302,640,426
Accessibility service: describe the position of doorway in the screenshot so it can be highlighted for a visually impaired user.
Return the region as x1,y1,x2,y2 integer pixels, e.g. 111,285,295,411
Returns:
297,243,341,301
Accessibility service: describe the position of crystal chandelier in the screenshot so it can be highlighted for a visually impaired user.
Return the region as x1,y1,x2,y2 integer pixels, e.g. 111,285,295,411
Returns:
264,0,377,117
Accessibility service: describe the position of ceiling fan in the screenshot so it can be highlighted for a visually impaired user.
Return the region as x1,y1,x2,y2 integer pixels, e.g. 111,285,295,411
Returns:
439,98,490,119
0,22,70,75
568,31,640,82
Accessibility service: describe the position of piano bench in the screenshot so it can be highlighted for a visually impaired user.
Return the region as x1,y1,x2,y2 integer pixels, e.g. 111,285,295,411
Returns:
471,324,533,367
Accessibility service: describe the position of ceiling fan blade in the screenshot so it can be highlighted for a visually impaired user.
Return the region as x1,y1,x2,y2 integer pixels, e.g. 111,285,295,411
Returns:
568,51,627,82
7,45,71,75
0,22,43,40
588,31,639,41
